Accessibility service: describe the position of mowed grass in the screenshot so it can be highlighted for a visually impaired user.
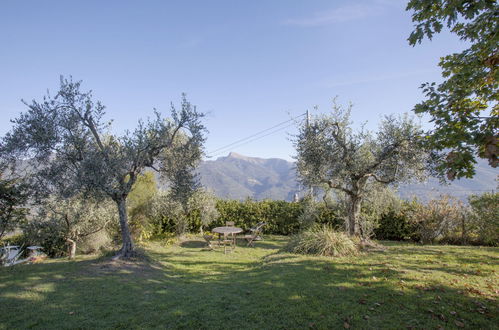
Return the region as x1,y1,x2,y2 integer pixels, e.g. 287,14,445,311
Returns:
0,237,497,329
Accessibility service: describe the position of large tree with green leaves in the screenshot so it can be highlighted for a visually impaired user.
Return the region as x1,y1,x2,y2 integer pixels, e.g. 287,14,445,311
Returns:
407,0,498,180
294,103,429,236
0,77,205,258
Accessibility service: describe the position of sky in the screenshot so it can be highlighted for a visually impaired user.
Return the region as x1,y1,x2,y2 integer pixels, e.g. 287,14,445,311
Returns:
0,0,466,161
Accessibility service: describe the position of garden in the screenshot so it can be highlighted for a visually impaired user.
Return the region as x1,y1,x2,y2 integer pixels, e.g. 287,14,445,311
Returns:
1,237,497,329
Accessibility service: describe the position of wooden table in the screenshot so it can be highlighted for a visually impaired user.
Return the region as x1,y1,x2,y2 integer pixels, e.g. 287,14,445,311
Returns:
212,226,243,253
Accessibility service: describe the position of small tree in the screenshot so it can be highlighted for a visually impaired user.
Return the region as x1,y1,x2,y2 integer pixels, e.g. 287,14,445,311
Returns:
294,102,429,236
408,195,465,244
468,192,499,245
128,172,159,238
0,77,205,258
188,188,219,234
36,196,116,258
0,172,28,239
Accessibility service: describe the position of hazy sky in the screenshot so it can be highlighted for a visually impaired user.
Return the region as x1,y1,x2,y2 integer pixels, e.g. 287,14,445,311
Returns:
0,0,465,160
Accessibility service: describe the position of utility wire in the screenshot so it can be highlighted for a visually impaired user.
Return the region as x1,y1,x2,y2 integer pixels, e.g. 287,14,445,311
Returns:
208,122,297,158
206,113,306,158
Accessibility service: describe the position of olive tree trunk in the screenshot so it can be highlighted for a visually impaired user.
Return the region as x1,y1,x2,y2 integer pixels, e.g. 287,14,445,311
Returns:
115,197,135,259
66,238,76,259
348,195,362,236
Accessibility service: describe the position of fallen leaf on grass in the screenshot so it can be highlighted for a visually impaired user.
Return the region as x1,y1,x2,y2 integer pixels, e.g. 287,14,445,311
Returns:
454,320,465,327
343,322,351,329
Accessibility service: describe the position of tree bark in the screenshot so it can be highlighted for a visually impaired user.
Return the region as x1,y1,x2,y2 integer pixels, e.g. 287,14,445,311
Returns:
66,238,76,259
348,195,362,236
115,197,135,259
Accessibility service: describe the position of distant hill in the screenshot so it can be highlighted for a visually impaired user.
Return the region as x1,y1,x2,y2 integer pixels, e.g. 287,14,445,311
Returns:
194,152,497,201
197,152,299,200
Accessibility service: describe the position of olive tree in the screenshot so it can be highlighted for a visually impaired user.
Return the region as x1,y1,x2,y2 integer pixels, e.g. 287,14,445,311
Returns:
294,103,429,236
0,77,205,258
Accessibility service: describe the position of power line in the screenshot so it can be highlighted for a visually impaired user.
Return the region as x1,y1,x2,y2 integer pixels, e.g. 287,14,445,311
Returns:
206,113,306,158
208,122,297,158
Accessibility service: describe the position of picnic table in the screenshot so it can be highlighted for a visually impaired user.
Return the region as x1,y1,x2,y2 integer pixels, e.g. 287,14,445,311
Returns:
212,226,243,253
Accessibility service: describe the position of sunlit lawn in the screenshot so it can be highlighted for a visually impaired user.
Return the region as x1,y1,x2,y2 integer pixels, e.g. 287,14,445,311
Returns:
0,236,497,329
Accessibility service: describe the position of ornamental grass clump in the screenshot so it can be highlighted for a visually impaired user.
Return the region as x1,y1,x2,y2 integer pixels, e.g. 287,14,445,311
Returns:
289,224,358,257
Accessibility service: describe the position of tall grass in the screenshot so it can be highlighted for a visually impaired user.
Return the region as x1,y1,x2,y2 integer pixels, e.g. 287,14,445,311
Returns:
288,224,358,257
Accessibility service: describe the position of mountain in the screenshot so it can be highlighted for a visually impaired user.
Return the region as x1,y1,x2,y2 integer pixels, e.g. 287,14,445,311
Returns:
196,152,497,201
198,152,299,200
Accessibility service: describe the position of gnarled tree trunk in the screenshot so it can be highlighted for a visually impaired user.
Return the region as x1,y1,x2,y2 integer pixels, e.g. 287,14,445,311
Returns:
348,195,362,236
115,197,135,259
66,238,76,259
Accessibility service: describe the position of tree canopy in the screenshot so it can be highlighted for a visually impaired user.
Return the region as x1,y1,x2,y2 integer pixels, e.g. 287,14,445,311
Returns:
0,77,205,258
294,103,428,236
407,0,498,180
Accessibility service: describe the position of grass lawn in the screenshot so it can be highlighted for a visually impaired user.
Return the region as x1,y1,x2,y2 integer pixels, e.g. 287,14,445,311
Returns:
0,236,497,329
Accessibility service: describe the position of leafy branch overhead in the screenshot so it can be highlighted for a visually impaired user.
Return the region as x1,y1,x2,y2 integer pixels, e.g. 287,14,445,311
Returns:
407,0,498,180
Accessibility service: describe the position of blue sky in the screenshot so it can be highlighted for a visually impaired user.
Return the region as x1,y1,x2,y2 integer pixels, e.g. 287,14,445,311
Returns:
0,0,465,160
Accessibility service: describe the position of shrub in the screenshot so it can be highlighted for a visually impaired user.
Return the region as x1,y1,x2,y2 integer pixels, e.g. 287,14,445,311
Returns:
21,196,115,258
374,199,419,241
468,192,499,246
408,195,465,244
288,224,358,257
22,218,67,257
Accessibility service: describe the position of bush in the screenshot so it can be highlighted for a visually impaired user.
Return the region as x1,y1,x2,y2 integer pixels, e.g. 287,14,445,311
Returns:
468,192,499,246
22,218,67,257
408,195,465,244
374,199,419,241
288,224,358,257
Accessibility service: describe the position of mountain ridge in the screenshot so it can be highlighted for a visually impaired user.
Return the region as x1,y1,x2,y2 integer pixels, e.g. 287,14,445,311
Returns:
196,152,497,201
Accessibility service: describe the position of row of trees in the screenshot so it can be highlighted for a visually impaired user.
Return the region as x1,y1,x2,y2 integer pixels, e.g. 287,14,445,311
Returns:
0,77,205,258
11,185,497,258
2,0,498,257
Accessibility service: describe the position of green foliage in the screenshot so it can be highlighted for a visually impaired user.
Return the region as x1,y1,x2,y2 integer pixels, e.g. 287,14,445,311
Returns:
0,77,206,257
468,192,499,246
21,218,67,257
288,224,358,257
22,196,116,257
142,197,341,237
128,172,158,238
216,199,301,235
297,196,321,229
0,172,28,239
188,188,219,233
141,188,220,238
407,0,498,179
374,199,419,241
408,195,466,244
294,102,428,235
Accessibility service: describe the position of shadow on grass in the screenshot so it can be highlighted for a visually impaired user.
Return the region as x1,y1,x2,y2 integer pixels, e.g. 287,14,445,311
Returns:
179,240,207,249
0,242,497,329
